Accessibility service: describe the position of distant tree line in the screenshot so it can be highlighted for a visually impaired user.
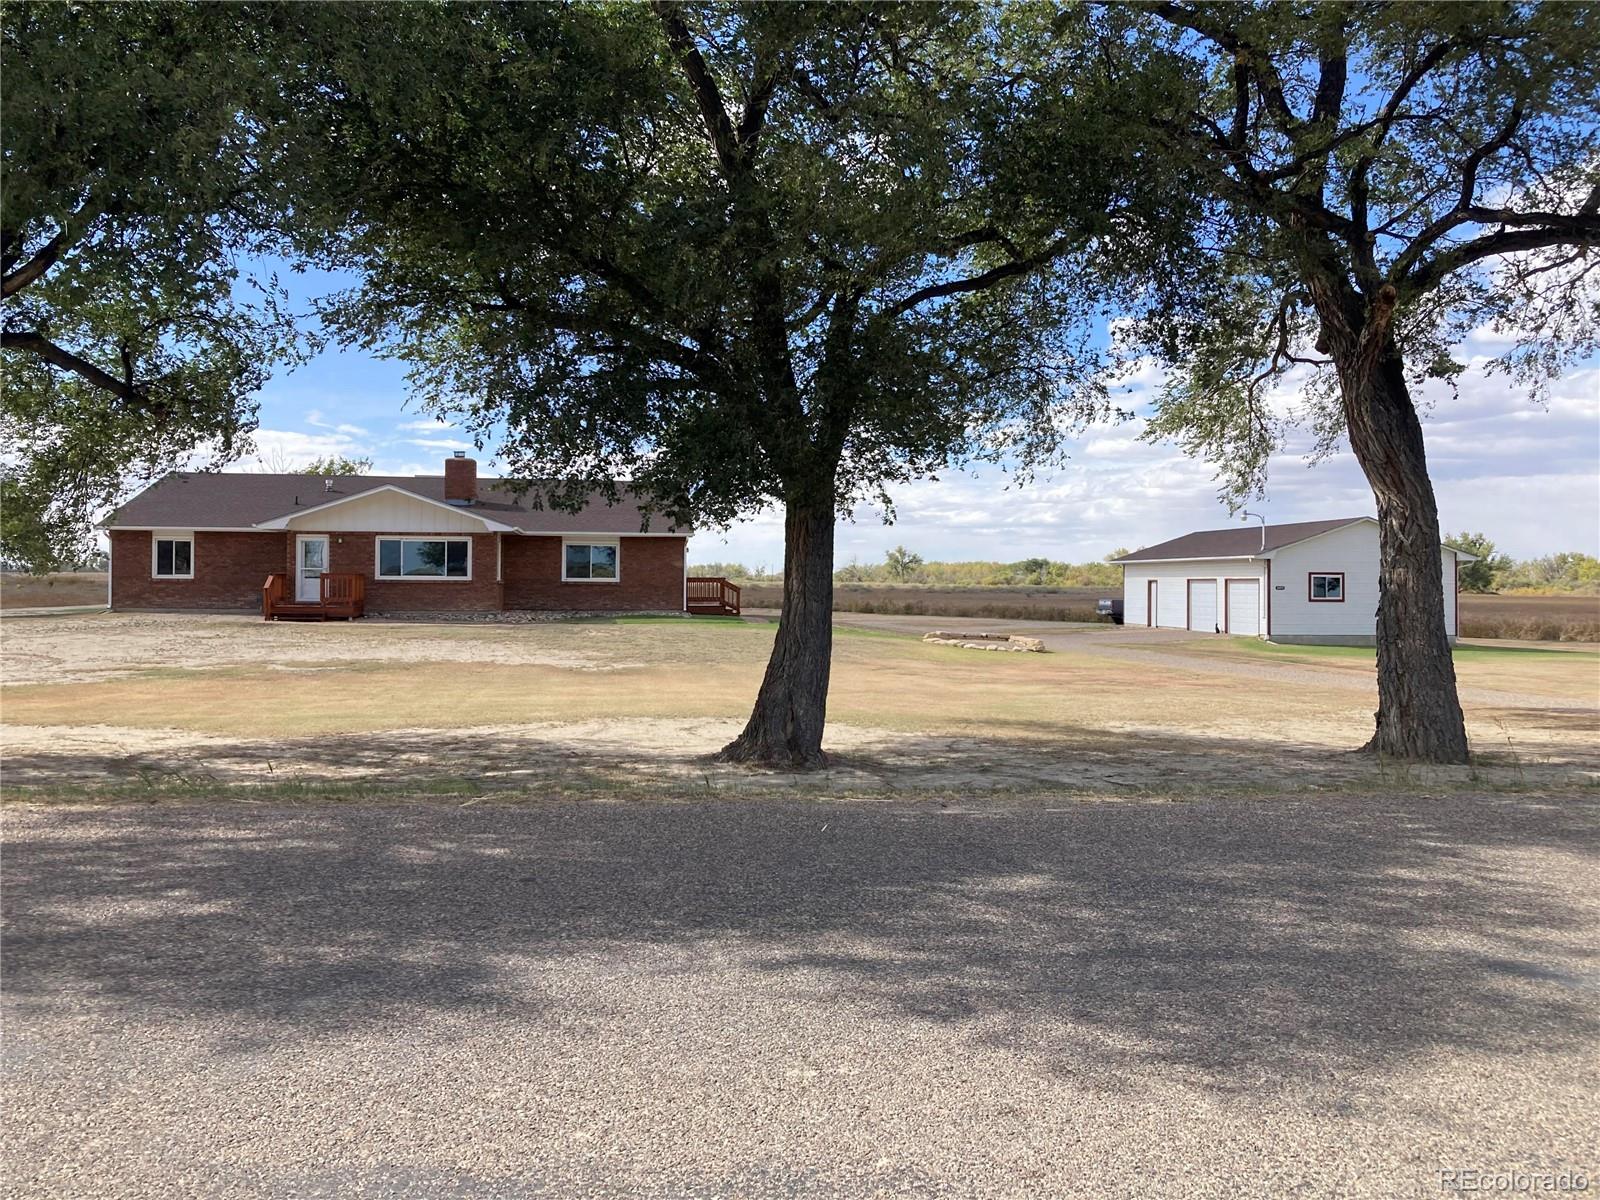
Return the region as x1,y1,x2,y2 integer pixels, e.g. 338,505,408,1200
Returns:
1447,533,1600,594
693,547,1128,590
700,539,1599,595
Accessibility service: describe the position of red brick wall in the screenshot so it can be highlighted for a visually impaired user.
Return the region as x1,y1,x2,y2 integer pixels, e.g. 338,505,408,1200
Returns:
324,532,502,612
109,528,684,613
503,535,685,612
110,530,287,610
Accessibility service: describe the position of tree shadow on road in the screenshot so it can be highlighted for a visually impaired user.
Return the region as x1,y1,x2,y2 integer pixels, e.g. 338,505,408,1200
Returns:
4,791,1597,1090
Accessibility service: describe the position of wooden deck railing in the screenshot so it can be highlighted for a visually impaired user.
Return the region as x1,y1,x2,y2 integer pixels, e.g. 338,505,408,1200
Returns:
263,573,286,620
263,572,366,621
321,571,366,614
686,576,741,616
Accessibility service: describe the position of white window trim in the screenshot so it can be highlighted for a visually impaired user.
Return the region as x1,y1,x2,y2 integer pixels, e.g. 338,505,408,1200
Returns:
373,536,474,581
151,532,195,579
562,536,621,583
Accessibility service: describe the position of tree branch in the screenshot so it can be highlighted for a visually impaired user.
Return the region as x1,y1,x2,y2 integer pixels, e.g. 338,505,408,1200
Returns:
1,329,164,413
652,2,744,177
1,229,67,298
877,236,1076,322
1404,221,1600,295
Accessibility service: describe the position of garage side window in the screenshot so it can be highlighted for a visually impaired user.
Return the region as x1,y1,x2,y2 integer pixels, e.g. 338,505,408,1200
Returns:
1309,572,1344,601
152,535,194,578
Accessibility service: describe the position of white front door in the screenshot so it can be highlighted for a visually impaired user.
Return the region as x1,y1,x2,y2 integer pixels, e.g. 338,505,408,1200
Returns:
295,536,329,602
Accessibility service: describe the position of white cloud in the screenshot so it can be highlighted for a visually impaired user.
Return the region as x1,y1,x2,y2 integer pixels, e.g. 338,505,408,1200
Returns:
407,437,476,452
244,429,371,472
397,418,458,433
689,357,1599,567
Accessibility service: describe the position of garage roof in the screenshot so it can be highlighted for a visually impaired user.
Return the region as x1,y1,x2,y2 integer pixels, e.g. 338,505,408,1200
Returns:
1112,518,1371,562
1114,518,1479,563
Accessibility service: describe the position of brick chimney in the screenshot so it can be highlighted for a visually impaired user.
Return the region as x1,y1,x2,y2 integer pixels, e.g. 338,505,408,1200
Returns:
444,451,477,505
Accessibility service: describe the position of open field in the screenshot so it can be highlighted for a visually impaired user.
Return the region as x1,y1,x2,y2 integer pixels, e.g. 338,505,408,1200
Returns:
0,572,106,609
1457,590,1600,641
2,611,1595,798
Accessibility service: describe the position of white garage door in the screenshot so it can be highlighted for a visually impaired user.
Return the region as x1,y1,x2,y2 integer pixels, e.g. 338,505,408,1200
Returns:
1226,579,1260,637
1155,581,1185,628
1187,580,1218,633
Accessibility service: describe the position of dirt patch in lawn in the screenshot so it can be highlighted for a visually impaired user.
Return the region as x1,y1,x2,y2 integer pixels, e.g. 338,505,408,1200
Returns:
0,611,775,685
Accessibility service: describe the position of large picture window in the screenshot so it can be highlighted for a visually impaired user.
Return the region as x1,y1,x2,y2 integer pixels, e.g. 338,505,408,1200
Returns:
1309,572,1345,601
376,537,471,579
152,535,194,578
563,540,619,581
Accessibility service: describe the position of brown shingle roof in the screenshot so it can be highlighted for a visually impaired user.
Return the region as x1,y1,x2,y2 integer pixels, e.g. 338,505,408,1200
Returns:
1112,518,1371,562
102,473,689,535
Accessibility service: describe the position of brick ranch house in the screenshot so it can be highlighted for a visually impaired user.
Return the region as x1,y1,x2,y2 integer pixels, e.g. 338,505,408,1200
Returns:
100,454,725,618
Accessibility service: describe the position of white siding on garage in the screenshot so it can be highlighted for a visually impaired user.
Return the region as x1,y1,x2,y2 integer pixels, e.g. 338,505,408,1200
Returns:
282,489,490,533
1123,559,1266,630
1267,519,1461,640
1187,580,1218,632
1267,520,1379,638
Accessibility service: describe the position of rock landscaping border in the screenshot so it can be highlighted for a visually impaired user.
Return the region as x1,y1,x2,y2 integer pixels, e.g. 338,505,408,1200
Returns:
922,631,1045,652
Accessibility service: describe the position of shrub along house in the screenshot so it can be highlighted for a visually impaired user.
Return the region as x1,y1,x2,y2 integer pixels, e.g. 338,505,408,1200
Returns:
1114,517,1474,645
100,454,728,618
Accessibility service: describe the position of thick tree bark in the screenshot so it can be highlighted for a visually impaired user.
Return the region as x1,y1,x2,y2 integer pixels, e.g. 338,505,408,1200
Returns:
715,498,835,768
1337,343,1470,764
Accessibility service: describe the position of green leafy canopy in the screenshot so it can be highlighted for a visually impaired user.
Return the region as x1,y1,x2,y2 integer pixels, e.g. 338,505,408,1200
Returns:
1,1,310,570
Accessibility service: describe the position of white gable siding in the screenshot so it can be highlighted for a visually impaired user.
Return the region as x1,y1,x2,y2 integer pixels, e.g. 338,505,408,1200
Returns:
1268,520,1460,640
283,490,489,533
1268,521,1379,638
1122,559,1266,634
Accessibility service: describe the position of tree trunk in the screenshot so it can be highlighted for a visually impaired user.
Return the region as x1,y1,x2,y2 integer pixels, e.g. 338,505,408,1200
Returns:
1338,347,1470,764
715,498,835,768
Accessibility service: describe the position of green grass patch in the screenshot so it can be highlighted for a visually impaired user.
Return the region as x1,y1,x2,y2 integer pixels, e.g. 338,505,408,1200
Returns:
1206,638,1592,663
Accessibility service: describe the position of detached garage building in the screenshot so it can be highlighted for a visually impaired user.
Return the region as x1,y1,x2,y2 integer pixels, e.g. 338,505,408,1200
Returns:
1113,517,1474,646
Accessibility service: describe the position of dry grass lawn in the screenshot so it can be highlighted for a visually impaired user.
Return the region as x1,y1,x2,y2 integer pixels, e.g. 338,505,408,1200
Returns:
2,612,1595,797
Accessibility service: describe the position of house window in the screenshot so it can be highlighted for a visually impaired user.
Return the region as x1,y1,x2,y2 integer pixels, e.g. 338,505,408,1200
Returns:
152,534,194,578
1309,572,1345,601
563,540,619,581
376,537,471,578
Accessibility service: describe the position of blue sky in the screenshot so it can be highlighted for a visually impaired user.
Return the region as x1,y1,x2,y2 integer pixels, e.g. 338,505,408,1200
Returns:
245,267,1600,566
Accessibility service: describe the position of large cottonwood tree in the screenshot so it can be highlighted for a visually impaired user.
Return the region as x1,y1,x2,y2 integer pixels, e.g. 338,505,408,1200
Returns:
0,2,303,570
281,2,1178,766
1087,3,1600,762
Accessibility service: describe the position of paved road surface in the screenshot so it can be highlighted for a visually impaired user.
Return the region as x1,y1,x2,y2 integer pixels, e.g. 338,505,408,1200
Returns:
6,795,1597,1198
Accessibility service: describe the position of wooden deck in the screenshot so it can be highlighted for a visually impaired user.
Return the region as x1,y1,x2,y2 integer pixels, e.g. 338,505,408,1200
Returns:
263,573,366,621
686,576,741,616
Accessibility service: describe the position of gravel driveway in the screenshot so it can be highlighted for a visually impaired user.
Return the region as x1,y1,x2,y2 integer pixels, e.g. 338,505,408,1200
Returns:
5,794,1598,1199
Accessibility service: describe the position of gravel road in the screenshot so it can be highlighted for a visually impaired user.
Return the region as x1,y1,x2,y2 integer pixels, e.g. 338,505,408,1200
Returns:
5,794,1598,1199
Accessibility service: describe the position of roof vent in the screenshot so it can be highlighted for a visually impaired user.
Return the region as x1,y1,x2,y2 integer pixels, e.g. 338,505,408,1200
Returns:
324,479,334,493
